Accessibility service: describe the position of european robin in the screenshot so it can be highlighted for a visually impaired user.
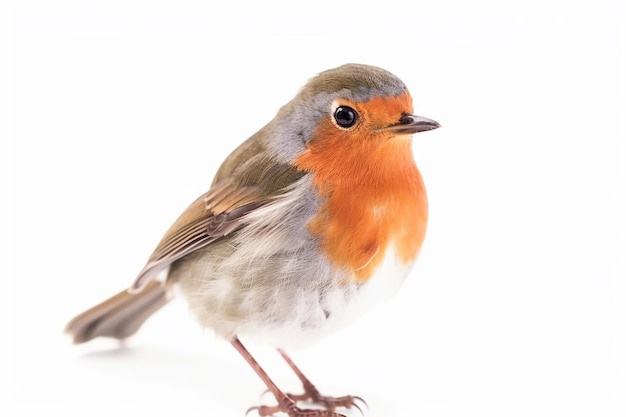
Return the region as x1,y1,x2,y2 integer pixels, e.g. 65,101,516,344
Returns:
66,63,440,417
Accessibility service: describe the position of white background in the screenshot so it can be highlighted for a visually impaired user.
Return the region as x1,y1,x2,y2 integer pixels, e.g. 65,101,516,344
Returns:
5,1,625,417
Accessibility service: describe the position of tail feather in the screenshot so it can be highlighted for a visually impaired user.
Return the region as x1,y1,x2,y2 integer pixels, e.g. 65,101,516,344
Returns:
65,281,171,344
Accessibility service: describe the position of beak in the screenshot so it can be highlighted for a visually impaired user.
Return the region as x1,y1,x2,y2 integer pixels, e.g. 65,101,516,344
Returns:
384,114,440,134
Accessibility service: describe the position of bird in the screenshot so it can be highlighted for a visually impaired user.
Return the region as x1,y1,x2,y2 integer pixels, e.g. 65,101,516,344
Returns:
65,63,440,417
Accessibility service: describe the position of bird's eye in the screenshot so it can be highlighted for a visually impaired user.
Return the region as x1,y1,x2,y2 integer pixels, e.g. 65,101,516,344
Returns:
334,106,358,128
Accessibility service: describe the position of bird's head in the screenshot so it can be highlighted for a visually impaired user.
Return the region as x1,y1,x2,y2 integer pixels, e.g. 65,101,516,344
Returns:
267,63,439,186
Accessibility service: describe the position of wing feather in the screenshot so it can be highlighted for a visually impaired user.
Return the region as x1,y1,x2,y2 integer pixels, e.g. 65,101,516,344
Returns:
130,157,305,291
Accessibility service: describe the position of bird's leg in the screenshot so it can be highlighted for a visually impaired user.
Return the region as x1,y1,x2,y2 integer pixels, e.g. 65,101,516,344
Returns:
231,338,346,417
277,348,366,414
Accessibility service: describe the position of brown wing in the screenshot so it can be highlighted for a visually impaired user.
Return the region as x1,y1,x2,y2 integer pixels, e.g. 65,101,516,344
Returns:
131,179,265,290
130,150,306,291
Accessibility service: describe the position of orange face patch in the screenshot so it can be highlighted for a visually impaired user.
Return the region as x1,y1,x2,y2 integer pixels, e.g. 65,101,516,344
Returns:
294,93,428,282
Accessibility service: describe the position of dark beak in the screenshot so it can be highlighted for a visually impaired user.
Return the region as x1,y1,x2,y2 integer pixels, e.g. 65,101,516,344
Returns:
385,114,440,134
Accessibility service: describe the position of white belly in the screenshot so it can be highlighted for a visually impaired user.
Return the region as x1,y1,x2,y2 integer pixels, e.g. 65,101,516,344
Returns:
234,246,415,350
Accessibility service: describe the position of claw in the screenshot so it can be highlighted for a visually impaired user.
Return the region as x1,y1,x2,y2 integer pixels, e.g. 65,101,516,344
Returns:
245,404,283,417
258,388,272,401
353,396,368,415
349,397,365,416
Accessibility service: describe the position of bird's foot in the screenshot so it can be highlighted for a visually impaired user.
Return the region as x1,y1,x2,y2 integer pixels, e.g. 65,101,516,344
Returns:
286,383,366,414
247,396,348,417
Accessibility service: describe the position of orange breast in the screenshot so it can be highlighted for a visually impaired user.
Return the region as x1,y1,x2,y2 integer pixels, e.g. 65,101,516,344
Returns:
294,122,428,282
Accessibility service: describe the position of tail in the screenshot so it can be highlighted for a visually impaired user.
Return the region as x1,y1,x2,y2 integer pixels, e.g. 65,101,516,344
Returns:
65,281,171,344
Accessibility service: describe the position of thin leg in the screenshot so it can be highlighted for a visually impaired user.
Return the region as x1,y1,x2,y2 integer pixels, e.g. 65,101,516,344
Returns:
278,349,366,414
231,338,345,417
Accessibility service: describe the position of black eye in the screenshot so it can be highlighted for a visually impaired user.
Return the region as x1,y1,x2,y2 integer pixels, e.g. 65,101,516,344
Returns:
334,106,358,128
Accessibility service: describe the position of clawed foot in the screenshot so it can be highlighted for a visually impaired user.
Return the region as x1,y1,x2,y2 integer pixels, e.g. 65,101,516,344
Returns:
236,343,366,417
247,401,347,417
286,387,365,414
252,385,366,417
